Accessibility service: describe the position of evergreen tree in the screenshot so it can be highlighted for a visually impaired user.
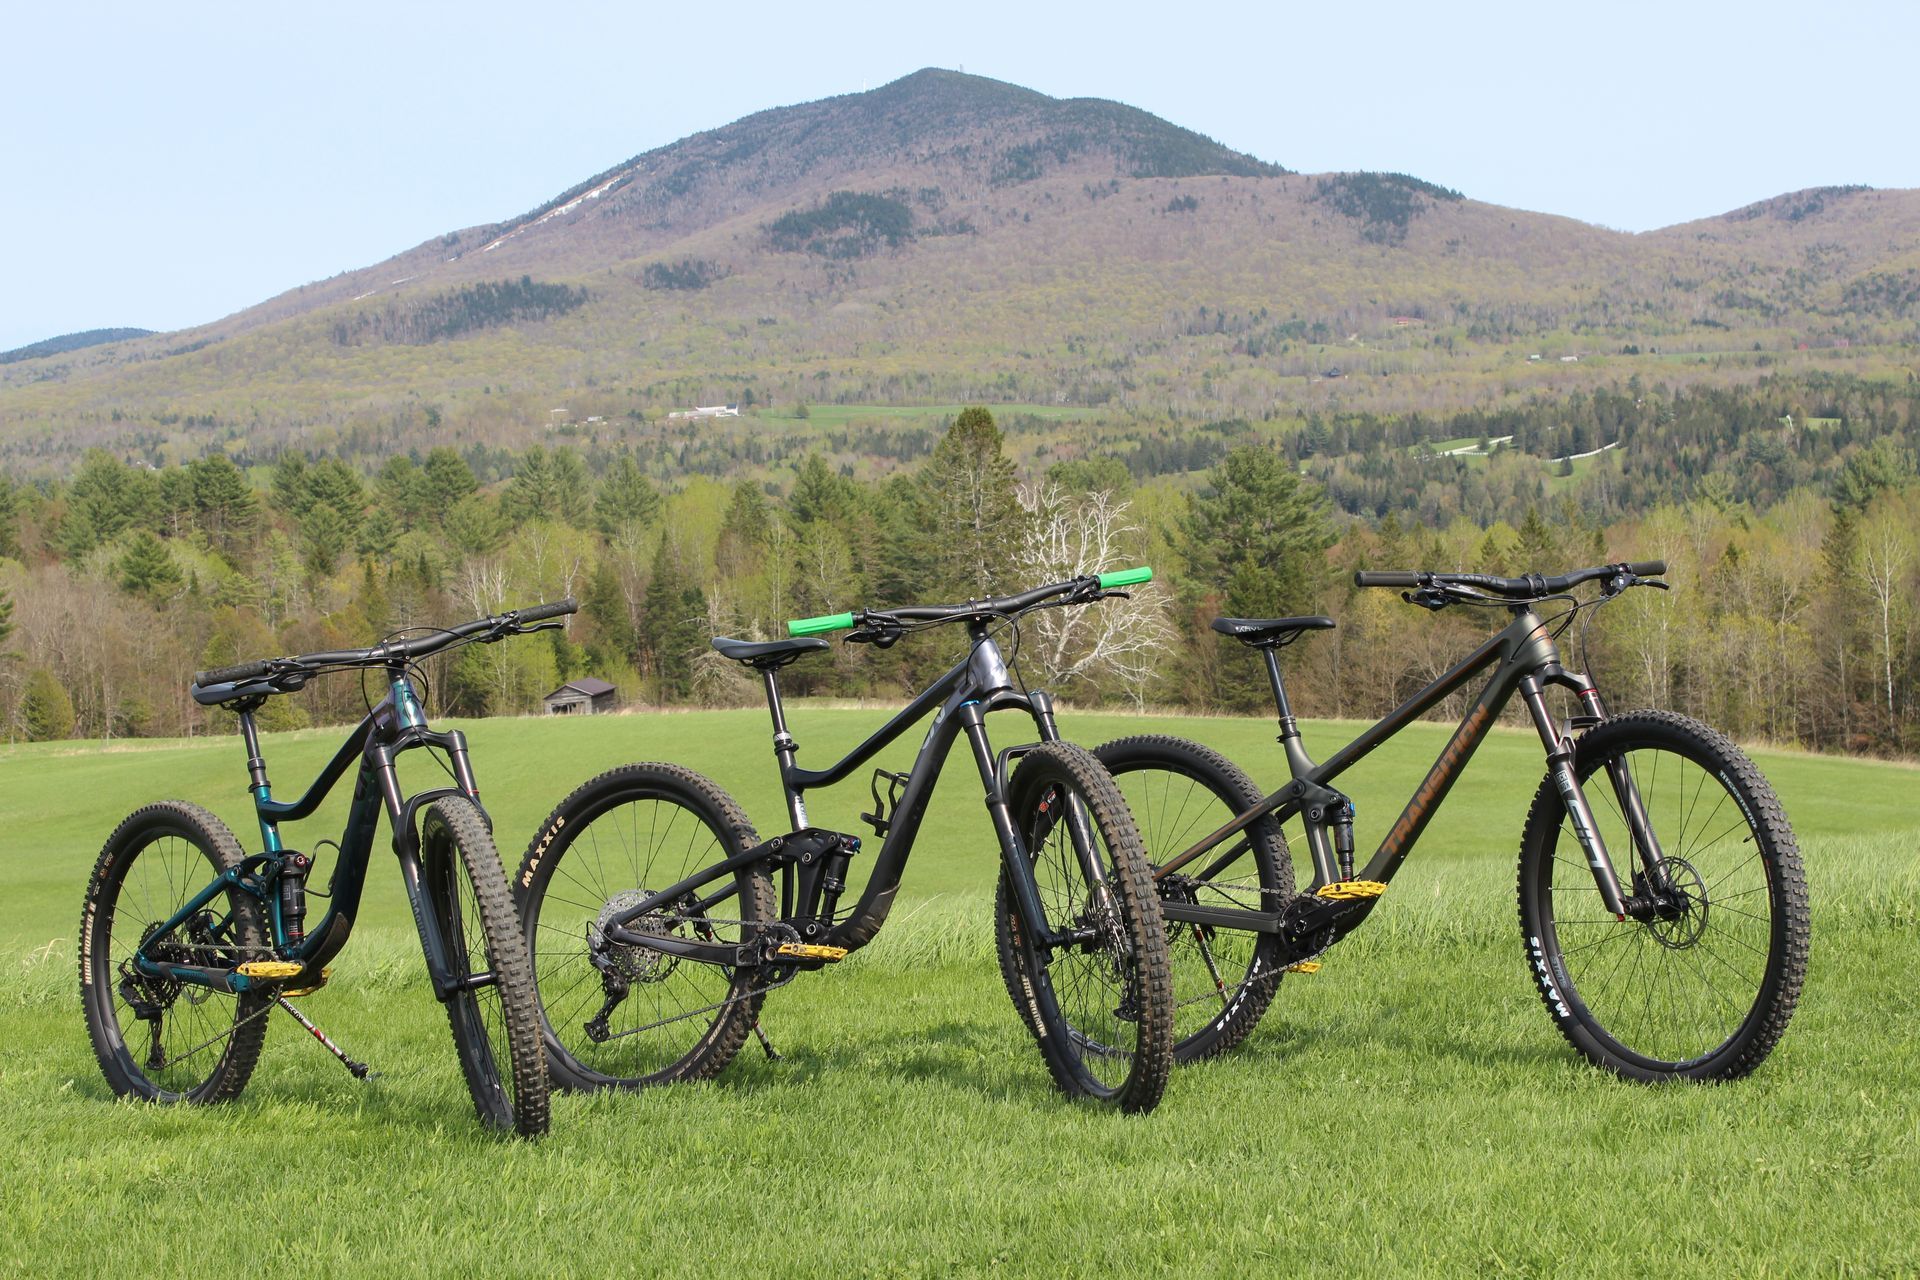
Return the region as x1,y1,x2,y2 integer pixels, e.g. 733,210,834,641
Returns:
118,531,184,598
594,455,661,537
304,458,365,518
1516,505,1559,572
378,455,432,529
0,587,13,647
356,507,399,559
715,479,771,579
582,560,636,667
1180,445,1334,619
62,450,148,556
22,667,75,740
917,407,1025,599
549,447,592,527
155,467,197,537
301,506,354,578
1178,445,1334,710
0,475,22,559
190,453,260,560
444,495,506,556
270,453,313,516
789,453,855,530
642,535,707,702
503,447,555,524
422,447,478,516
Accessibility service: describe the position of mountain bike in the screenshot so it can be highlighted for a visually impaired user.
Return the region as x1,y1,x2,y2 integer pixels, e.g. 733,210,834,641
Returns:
512,569,1175,1112
1090,561,1809,1079
78,600,576,1137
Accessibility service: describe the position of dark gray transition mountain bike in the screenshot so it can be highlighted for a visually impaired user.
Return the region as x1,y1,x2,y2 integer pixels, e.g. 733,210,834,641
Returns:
1091,561,1809,1080
513,569,1175,1113
78,600,576,1137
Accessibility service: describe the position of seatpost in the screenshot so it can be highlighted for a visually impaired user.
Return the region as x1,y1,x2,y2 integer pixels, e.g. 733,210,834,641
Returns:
237,707,283,854
1261,648,1317,778
761,668,807,829
237,708,271,795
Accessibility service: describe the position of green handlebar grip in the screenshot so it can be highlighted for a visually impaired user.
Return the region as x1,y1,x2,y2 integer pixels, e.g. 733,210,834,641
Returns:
788,611,855,636
1097,566,1153,589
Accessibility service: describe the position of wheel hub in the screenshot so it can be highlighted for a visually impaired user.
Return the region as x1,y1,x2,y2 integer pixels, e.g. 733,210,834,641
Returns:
1643,858,1708,949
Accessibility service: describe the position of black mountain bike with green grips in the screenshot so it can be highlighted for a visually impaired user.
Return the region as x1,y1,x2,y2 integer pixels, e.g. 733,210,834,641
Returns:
1093,561,1809,1080
513,569,1177,1113
78,600,576,1137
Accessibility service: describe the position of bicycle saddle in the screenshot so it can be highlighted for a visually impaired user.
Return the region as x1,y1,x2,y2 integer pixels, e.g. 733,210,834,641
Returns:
710,635,831,669
1210,616,1336,648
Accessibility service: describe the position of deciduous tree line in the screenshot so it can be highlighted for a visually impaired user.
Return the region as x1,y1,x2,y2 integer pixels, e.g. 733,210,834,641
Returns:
1,406,1914,756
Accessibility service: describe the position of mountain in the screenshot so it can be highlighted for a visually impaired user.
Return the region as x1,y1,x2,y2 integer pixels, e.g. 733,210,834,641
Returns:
0,328,156,366
1,69,1915,471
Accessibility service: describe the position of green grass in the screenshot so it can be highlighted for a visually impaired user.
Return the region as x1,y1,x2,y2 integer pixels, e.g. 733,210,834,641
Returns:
3,708,1915,1276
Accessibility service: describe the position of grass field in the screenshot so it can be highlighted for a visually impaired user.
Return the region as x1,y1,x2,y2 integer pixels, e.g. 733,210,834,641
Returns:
2,706,1915,1276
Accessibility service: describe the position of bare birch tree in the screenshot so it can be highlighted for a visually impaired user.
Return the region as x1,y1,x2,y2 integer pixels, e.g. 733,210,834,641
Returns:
1015,480,1174,707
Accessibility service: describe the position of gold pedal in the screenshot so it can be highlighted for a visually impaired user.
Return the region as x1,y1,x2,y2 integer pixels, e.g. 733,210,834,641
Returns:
1315,880,1388,901
1286,961,1322,974
235,960,305,980
282,967,333,997
774,943,849,962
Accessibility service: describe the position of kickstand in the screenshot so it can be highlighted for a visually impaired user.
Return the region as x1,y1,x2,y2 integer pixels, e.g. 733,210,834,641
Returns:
751,1018,781,1062
275,994,377,1081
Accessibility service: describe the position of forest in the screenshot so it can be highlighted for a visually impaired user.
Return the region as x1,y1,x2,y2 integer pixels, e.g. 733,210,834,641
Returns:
1,378,1916,758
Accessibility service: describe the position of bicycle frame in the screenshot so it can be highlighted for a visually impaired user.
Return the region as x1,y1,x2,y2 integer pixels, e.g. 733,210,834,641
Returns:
130,671,490,1001
604,623,1100,960
1153,605,1673,935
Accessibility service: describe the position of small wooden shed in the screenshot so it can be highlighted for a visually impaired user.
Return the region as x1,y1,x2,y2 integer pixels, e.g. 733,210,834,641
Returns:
543,677,618,715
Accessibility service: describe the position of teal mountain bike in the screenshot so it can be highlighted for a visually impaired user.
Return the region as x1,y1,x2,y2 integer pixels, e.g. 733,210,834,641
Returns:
78,600,575,1137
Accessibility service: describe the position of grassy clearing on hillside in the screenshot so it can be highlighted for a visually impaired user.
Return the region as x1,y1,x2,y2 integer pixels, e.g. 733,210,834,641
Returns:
2,709,1915,1276
754,402,1093,429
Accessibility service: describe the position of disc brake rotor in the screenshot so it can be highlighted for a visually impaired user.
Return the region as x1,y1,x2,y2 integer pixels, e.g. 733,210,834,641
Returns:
1648,857,1709,949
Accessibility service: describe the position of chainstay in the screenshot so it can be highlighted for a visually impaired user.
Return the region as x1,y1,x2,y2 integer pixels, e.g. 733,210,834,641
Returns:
583,917,799,1045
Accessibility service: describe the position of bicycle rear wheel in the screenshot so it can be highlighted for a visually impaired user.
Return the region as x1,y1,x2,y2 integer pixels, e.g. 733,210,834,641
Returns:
78,802,271,1104
1516,711,1809,1081
1097,735,1292,1062
995,742,1174,1113
513,764,773,1091
419,796,550,1136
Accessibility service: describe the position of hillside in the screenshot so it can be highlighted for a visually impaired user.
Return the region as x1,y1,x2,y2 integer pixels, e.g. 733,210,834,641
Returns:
1,69,1916,471
0,328,155,366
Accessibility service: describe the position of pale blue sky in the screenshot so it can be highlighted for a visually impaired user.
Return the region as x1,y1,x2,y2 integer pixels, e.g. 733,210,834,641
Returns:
3,0,1914,352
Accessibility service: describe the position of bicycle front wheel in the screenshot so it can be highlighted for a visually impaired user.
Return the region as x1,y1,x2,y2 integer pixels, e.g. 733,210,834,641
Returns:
995,742,1174,1113
1516,711,1809,1081
419,796,550,1136
78,802,272,1104
1098,735,1292,1062
513,764,773,1092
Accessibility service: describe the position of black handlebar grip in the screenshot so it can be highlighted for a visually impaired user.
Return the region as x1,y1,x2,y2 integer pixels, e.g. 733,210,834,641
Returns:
1625,560,1667,577
1354,571,1422,588
514,597,578,623
193,658,274,686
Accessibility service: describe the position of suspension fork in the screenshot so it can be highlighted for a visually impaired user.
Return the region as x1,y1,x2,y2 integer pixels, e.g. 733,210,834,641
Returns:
957,701,1095,949
1518,674,1629,917
1568,680,1675,895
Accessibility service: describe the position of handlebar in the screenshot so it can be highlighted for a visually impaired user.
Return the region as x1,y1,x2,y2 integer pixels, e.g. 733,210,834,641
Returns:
191,598,577,689
1353,563,1665,600
786,567,1152,638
